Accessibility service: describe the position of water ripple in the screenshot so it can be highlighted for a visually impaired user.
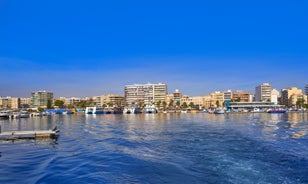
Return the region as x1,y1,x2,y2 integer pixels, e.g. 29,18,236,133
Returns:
1,113,307,183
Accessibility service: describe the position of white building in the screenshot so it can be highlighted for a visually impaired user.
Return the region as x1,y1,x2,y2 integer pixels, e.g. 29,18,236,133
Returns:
271,89,280,105
124,83,167,106
255,83,272,102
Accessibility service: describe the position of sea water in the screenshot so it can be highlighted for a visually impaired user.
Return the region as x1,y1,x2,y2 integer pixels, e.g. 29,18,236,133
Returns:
0,113,307,183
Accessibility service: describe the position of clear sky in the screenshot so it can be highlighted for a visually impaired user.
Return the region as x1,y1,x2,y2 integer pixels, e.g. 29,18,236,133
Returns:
0,0,307,98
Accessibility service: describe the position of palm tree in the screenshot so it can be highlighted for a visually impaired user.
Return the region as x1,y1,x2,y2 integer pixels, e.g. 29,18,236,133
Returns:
176,101,180,108
162,101,167,109
156,100,161,108
216,100,220,108
189,102,195,109
182,102,188,109
169,99,174,108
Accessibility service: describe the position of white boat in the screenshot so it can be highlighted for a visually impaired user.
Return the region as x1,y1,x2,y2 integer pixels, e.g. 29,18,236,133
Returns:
251,108,264,113
123,106,142,114
214,108,225,114
181,110,187,113
144,105,157,114
32,112,43,117
85,107,94,114
20,111,30,118
13,112,21,119
0,110,10,119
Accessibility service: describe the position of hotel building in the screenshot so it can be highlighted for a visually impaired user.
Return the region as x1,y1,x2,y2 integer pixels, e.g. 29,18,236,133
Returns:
124,83,167,106
31,90,54,108
255,83,272,102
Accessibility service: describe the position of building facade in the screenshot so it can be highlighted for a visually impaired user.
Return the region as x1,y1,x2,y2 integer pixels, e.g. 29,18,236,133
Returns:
306,84,308,96
271,89,280,105
255,83,272,102
31,91,54,108
173,89,182,103
0,97,20,109
224,90,232,102
232,91,251,102
100,94,125,107
124,83,167,106
281,87,306,107
210,91,224,108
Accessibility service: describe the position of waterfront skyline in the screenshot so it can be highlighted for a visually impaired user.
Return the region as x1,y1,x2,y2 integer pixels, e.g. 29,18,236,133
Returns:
1,0,307,97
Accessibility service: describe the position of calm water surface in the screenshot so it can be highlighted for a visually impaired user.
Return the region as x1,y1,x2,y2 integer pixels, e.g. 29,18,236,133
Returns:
0,113,307,184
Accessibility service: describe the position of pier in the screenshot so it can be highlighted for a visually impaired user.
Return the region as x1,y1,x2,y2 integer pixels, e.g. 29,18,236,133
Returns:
0,126,59,141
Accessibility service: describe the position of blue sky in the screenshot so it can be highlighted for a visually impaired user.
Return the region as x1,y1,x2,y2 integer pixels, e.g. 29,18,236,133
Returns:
0,0,307,97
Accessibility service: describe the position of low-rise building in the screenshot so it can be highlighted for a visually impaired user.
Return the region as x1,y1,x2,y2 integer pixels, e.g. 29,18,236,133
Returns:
281,87,306,107
232,91,250,102
0,96,20,109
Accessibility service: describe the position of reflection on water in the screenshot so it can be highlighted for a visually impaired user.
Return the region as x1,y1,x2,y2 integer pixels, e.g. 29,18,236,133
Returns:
0,113,307,183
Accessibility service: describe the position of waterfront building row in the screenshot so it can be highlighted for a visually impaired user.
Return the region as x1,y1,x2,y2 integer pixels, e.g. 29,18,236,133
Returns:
1,83,307,110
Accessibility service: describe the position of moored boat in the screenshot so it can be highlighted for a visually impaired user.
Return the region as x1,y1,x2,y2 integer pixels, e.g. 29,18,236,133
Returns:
20,111,30,118
214,108,225,114
268,109,286,113
0,110,10,119
85,107,94,114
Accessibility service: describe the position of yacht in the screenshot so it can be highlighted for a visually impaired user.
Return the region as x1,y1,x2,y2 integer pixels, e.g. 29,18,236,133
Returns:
0,110,10,119
85,107,94,114
93,106,105,114
144,105,157,114
20,111,30,118
13,112,21,119
123,106,142,114
214,108,225,114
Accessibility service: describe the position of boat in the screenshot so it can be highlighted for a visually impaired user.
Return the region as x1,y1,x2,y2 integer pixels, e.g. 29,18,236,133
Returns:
32,112,43,117
123,106,142,114
143,105,157,114
113,107,123,114
65,110,74,114
93,106,105,114
0,111,10,119
268,109,286,113
20,111,30,118
214,108,225,114
13,112,21,119
251,108,264,113
85,107,94,114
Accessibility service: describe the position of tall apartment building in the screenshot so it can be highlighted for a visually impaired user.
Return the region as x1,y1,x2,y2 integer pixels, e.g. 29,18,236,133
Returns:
281,87,307,107
31,91,54,108
124,83,167,106
305,84,308,96
255,83,272,102
0,96,20,109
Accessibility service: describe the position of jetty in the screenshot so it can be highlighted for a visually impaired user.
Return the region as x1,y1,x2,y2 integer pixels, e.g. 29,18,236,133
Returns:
0,126,59,141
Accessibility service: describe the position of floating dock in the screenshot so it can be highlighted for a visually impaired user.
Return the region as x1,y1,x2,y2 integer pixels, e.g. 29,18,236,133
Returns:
0,130,59,141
